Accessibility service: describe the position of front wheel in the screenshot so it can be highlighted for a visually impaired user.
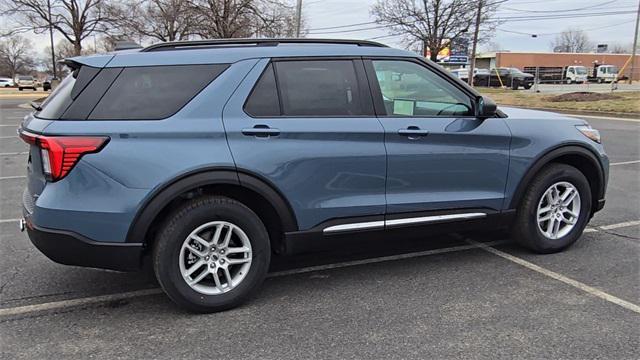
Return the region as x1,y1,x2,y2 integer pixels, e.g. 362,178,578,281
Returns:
153,196,271,313
512,164,591,253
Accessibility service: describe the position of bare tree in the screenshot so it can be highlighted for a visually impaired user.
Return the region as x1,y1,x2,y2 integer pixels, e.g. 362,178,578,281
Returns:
610,43,631,54
190,0,301,39
371,0,499,61
0,35,35,79
110,0,197,42
550,28,592,53
0,0,114,56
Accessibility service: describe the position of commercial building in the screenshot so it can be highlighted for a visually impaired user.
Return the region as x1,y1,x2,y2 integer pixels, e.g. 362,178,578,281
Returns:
475,52,640,80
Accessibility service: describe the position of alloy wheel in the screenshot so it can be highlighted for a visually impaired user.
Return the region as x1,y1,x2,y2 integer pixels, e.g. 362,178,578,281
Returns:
536,181,581,240
179,221,252,295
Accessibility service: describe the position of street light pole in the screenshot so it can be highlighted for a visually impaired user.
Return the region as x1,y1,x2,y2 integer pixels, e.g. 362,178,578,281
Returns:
468,0,483,86
295,0,303,37
628,0,639,84
47,0,57,79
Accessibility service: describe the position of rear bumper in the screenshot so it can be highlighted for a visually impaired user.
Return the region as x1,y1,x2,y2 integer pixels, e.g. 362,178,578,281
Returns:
24,218,143,272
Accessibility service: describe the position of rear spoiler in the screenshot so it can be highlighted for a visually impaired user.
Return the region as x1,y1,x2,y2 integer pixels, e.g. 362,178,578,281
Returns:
58,54,115,70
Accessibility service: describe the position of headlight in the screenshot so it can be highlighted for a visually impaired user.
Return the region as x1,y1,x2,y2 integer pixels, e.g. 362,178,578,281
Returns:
576,124,601,143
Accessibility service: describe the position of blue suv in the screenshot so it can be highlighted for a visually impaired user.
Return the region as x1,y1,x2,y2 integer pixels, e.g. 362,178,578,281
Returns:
19,39,608,312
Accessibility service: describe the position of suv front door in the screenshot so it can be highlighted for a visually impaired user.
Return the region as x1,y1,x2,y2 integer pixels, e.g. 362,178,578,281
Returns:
364,58,511,218
223,58,387,231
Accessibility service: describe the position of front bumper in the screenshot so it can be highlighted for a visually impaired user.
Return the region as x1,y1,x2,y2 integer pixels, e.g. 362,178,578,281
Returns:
23,217,143,272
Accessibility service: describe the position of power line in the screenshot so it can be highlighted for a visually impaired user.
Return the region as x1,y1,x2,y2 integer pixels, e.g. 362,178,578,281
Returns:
307,21,377,31
497,19,636,36
307,10,638,35
502,0,618,13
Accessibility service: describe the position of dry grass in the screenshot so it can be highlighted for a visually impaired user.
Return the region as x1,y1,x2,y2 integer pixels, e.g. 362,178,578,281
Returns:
479,88,640,115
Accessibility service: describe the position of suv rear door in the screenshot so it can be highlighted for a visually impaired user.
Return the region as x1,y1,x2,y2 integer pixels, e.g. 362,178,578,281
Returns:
364,58,511,219
223,58,387,231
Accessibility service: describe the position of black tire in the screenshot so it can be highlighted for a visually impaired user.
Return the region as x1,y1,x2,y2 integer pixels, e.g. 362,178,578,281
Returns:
511,80,519,90
18,88,23,91
512,163,592,254
524,84,532,90
153,196,271,313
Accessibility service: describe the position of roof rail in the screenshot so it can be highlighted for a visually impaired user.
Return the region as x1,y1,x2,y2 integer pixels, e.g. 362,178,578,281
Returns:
141,38,388,52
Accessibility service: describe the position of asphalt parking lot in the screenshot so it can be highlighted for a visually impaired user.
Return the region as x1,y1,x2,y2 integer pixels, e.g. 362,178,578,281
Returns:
0,97,638,359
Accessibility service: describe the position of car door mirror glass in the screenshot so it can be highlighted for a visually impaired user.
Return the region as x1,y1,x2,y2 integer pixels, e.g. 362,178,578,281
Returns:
477,96,497,118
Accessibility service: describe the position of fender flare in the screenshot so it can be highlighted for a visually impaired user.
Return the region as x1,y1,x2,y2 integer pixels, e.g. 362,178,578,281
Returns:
509,145,606,210
125,168,298,243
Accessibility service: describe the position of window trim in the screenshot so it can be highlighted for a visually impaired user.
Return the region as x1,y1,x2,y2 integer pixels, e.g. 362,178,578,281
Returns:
362,57,479,118
242,57,376,119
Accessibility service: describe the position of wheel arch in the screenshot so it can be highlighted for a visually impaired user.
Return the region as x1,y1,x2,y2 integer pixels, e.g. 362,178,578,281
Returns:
509,145,606,214
126,168,298,254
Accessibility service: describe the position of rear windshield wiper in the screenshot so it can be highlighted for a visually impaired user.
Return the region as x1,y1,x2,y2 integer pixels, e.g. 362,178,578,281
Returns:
30,101,42,111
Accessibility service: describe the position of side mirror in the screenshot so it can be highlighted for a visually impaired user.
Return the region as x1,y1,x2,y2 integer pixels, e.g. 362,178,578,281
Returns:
476,95,497,119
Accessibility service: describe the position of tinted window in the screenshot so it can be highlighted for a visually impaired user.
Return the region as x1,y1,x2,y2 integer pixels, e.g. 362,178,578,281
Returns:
89,64,228,120
372,60,472,117
244,63,280,117
275,60,364,116
35,74,75,119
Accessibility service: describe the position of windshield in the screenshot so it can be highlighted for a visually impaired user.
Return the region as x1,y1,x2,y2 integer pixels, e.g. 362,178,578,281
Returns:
575,67,588,74
19,76,32,80
604,67,618,74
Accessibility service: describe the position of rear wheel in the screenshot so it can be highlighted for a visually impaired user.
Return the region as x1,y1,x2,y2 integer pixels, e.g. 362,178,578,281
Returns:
18,88,23,91
512,164,591,253
153,196,270,313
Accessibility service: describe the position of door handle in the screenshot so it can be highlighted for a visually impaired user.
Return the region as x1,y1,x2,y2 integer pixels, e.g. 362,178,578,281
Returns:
398,126,429,139
241,125,280,137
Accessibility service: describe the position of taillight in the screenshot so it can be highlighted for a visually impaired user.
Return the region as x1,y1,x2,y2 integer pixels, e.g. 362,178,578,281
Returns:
19,129,108,181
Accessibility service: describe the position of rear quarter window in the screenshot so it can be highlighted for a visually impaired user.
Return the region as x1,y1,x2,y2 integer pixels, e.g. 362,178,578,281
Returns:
88,64,228,120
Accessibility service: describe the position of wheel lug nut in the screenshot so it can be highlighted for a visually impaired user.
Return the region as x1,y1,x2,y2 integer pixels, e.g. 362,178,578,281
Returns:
219,259,225,264
209,263,215,268
205,256,209,261
219,249,225,255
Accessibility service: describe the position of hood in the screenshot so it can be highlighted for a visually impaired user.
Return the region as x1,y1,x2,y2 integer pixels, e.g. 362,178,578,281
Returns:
499,106,588,125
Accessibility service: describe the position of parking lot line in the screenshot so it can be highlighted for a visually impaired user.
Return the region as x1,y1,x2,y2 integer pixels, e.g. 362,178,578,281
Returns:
468,240,640,314
0,124,18,127
0,175,26,180
600,220,640,230
269,240,506,277
0,151,27,156
0,288,163,317
566,114,640,123
610,160,640,166
0,136,17,139
0,240,506,318
0,218,20,224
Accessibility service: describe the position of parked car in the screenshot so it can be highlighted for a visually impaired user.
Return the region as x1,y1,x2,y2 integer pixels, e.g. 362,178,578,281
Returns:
19,39,608,313
474,67,535,89
449,68,489,82
0,77,15,87
17,75,37,91
42,76,56,91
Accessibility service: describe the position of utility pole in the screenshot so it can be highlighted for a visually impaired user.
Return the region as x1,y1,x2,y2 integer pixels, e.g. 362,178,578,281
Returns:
468,0,483,86
628,0,639,84
295,0,303,37
47,0,57,79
